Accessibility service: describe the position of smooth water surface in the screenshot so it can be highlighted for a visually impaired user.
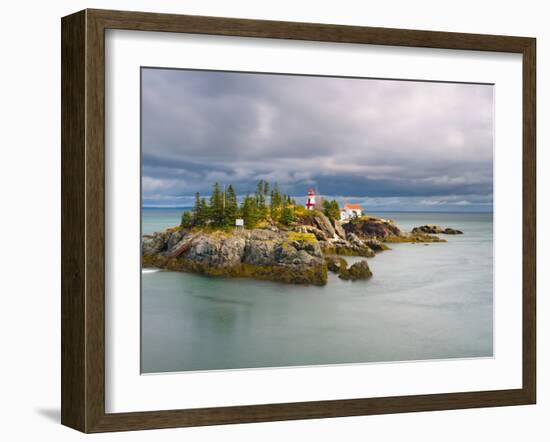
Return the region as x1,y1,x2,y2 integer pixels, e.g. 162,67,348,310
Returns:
141,209,493,373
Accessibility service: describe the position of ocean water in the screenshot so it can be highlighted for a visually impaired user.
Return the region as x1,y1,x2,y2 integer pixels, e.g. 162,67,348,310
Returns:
141,208,493,373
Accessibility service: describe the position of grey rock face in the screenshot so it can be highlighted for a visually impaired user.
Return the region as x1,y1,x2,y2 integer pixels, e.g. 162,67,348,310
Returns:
294,225,329,242
312,212,336,239
243,239,278,266
143,227,327,285
185,234,246,267
346,232,363,247
333,220,346,239
344,233,376,257
142,232,169,254
296,211,337,239
167,231,184,250
248,229,279,241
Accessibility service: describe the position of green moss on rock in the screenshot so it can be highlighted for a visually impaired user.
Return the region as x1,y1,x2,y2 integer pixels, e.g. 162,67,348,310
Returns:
339,260,372,281
384,234,446,244
142,253,328,286
286,231,318,245
321,244,374,257
325,256,348,274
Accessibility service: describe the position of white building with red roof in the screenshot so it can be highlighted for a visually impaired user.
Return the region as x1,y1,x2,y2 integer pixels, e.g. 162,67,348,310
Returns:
340,203,363,221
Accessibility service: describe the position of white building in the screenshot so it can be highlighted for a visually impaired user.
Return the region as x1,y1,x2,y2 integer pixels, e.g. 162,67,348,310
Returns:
340,203,363,221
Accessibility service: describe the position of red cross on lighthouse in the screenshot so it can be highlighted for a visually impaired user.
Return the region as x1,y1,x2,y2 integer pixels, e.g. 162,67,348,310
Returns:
306,188,316,210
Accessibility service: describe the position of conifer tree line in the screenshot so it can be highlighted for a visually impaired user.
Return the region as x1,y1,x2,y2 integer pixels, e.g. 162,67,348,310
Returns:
181,180,299,229
322,199,341,222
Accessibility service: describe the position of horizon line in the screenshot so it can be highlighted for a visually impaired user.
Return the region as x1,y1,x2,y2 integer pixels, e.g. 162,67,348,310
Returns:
142,205,493,214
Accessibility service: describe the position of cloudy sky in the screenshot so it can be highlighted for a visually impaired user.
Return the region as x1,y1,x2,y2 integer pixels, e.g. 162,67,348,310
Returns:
141,68,493,212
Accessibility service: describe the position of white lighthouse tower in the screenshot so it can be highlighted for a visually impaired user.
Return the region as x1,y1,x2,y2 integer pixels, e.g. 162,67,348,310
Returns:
306,188,316,210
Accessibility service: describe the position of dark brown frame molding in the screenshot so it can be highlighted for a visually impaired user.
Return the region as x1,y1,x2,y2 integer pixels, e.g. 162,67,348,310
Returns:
61,9,536,433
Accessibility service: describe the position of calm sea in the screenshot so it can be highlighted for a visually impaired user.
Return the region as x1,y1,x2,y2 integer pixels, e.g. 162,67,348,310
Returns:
141,207,493,373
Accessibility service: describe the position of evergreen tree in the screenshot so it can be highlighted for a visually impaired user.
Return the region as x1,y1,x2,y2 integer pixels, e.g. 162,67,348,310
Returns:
193,192,201,225
279,207,295,225
209,182,225,226
198,198,210,226
181,211,193,228
270,183,282,218
255,180,268,220
323,199,340,221
225,184,238,225
241,194,259,229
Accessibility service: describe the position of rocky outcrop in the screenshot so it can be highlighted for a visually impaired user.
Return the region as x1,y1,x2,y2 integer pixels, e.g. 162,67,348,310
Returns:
412,225,463,235
443,227,463,235
294,211,338,239
294,224,330,242
142,228,327,286
411,224,443,234
343,216,402,239
142,213,462,286
365,238,390,251
384,232,446,243
345,233,376,257
142,231,170,254
325,256,348,274
166,230,184,250
293,211,377,257
319,238,375,257
325,256,372,281
333,219,346,239
342,216,450,243
339,260,373,281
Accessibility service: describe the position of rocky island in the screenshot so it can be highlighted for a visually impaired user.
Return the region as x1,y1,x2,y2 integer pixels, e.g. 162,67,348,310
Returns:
142,181,463,286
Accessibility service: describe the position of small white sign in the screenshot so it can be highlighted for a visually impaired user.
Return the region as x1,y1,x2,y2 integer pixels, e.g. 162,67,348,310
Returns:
235,218,244,227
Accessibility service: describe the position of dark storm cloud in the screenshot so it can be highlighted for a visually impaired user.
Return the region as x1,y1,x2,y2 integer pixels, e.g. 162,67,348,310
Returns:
141,68,493,211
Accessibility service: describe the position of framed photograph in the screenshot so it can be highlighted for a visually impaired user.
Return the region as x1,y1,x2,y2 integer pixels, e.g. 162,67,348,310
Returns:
61,9,536,433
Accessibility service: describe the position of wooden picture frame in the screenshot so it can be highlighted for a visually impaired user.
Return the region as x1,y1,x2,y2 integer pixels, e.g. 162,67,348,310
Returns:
61,8,536,433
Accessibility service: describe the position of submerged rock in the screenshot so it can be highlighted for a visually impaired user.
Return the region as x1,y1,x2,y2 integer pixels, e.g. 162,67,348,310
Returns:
443,227,463,235
412,225,463,235
384,232,446,243
339,260,373,281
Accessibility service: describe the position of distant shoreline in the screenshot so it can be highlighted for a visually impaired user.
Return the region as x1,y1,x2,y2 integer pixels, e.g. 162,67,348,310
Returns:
142,206,493,214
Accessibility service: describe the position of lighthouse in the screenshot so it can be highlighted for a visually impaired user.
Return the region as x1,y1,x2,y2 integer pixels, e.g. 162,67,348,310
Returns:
306,188,316,210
